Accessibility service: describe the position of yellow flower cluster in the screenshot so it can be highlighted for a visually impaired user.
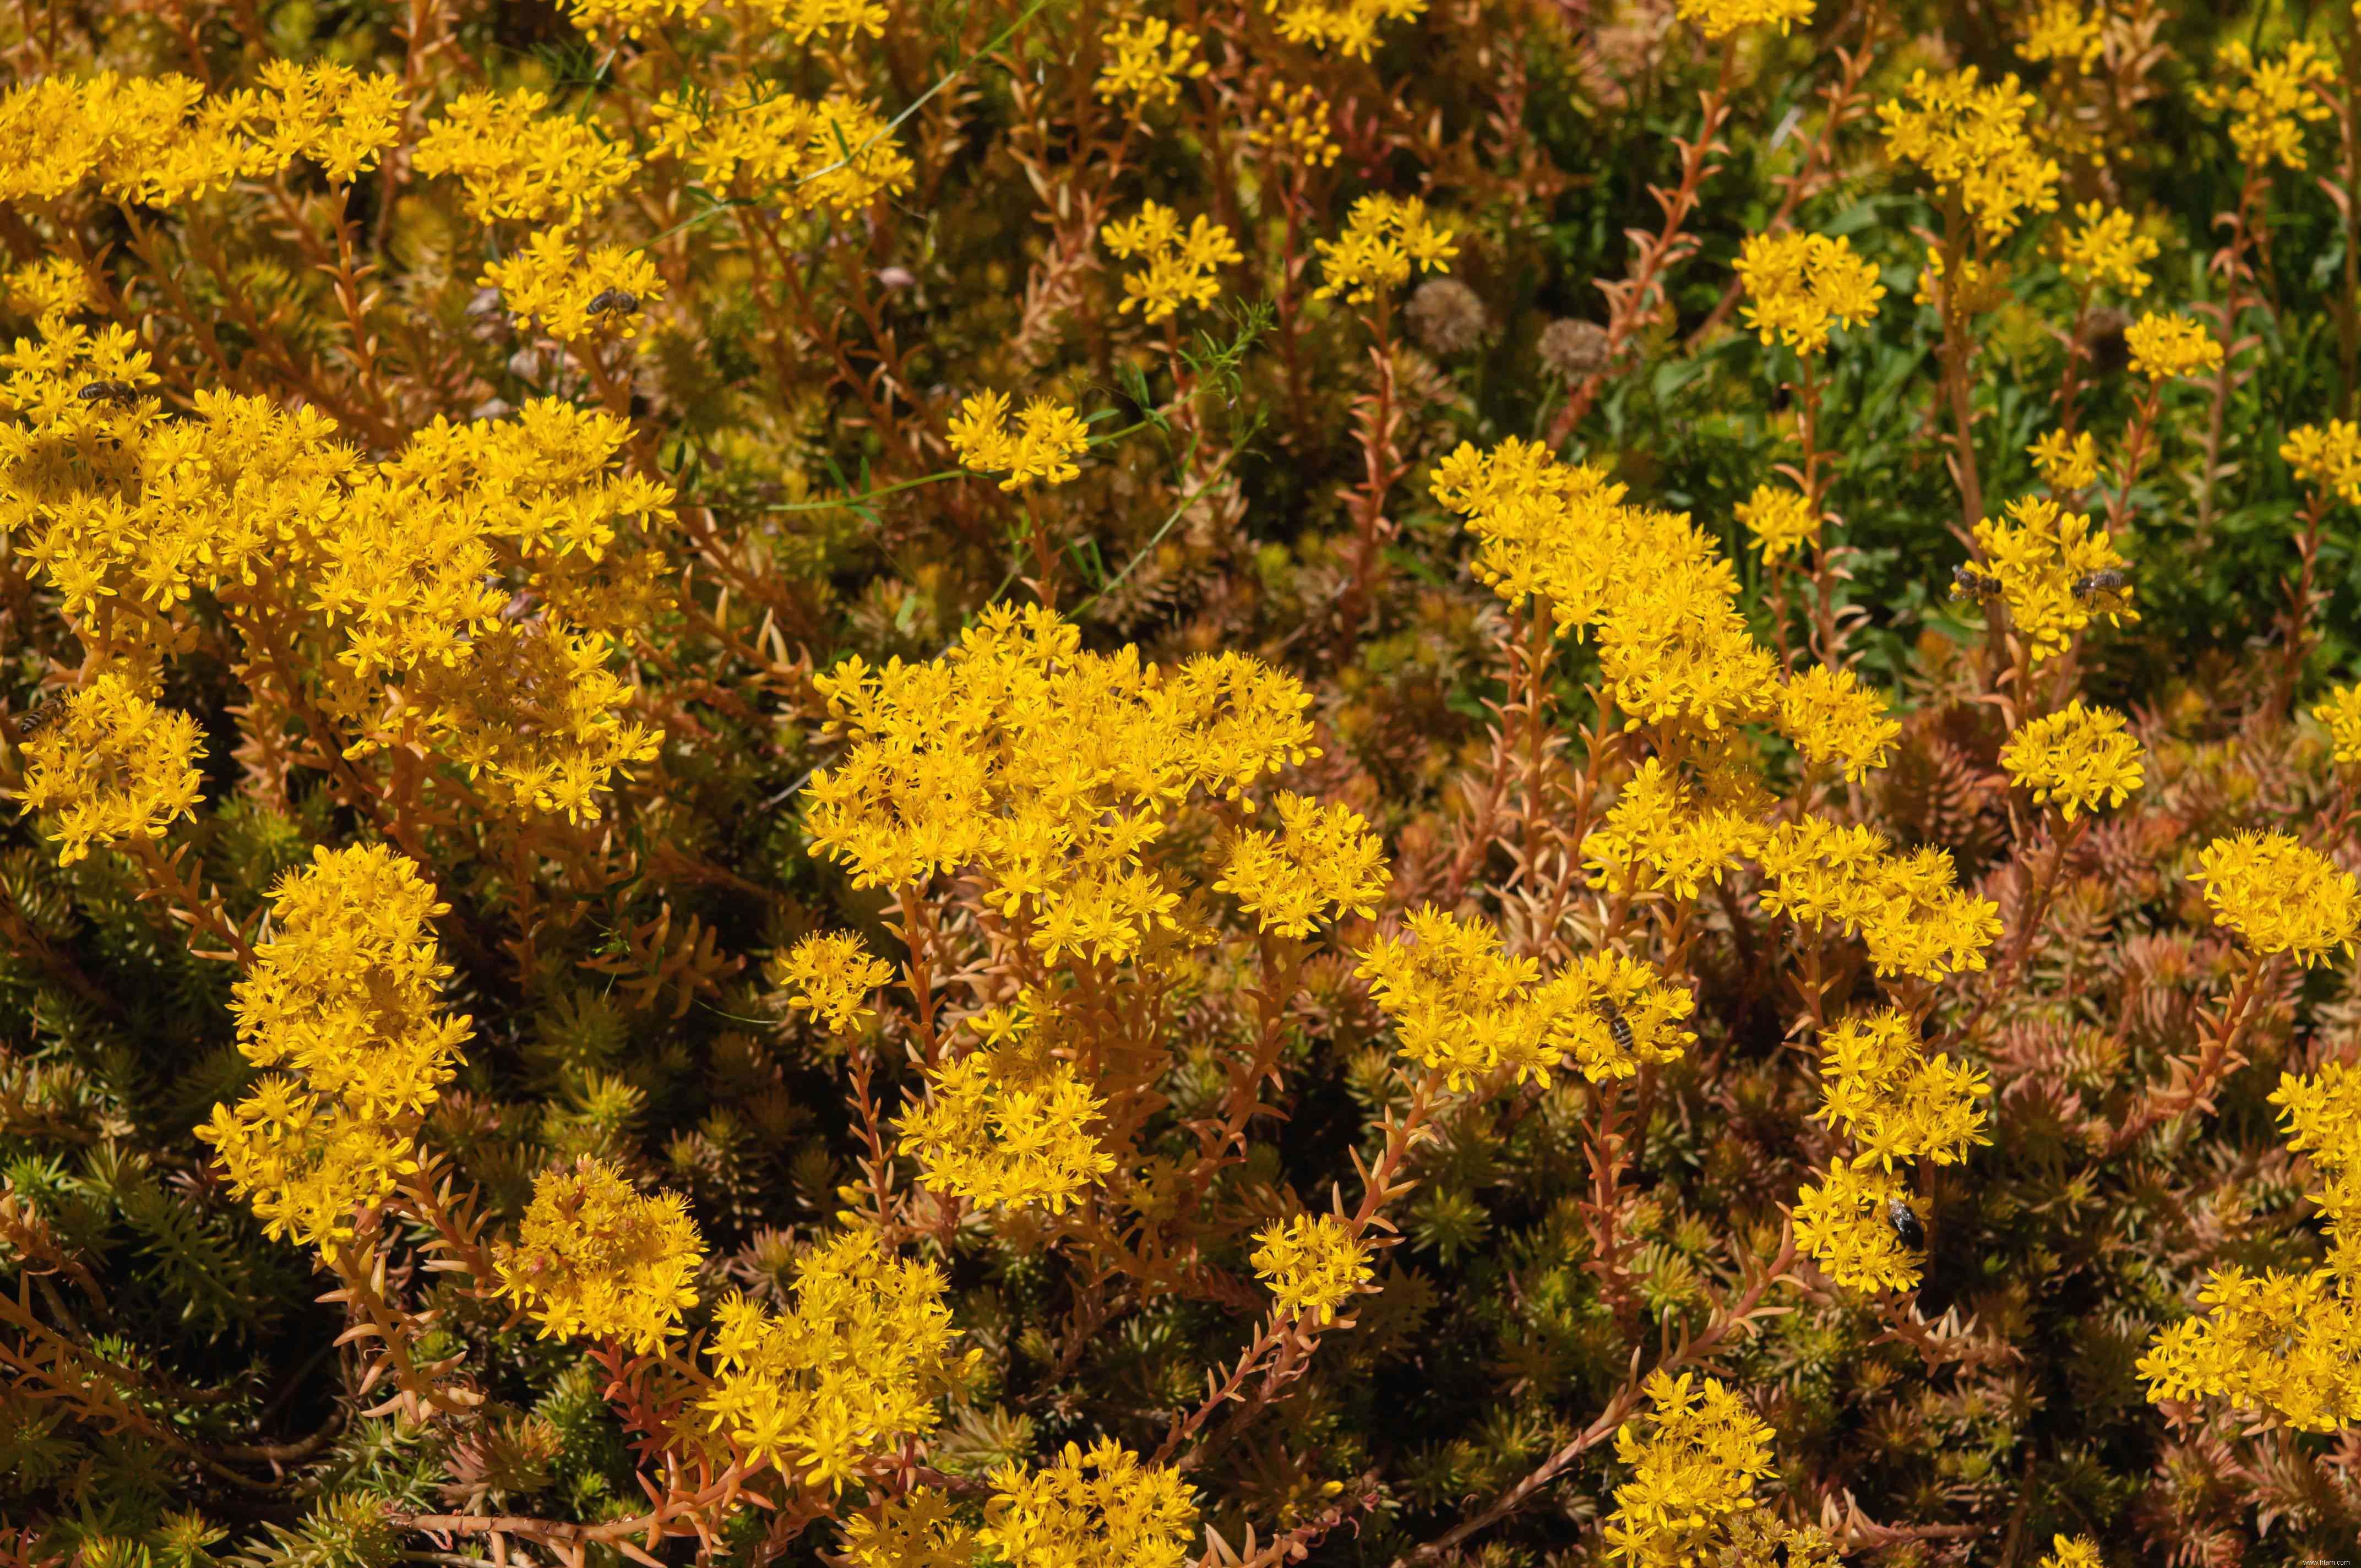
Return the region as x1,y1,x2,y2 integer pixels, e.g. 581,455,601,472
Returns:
2028,429,2101,493
1101,202,1244,323
482,229,666,342
2057,202,2157,294
1250,1213,1374,1323
1096,19,1209,111
2283,420,2361,506
841,1493,976,1568
1213,792,1389,939
15,676,205,865
981,1439,1199,1568
806,605,1329,967
1735,482,1818,563
897,1001,1119,1214
1878,68,2061,242
198,847,470,1247
1733,231,1884,355
1356,908,1693,1088
1794,1162,1921,1292
1673,0,1813,39
1814,1009,1991,1171
2000,701,2147,821
2193,40,2336,171
2190,832,2361,968
2019,1,2102,73
1249,85,1341,170
1970,495,2136,662
563,0,703,41
2124,312,2222,381
1601,1371,1777,1567
413,88,636,224
1581,755,1770,903
493,1157,705,1353
650,87,913,216
1312,195,1459,305
1757,816,2002,981
1777,666,1901,783
1432,440,1786,734
701,1231,966,1491
946,391,1092,491
2315,684,2361,764
0,64,405,207
2139,1060,2361,1431
776,931,896,1035
739,0,890,44
1266,0,1427,60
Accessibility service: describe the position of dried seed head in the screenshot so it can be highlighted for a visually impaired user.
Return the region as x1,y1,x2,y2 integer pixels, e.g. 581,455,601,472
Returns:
1539,318,1612,380
1406,278,1490,355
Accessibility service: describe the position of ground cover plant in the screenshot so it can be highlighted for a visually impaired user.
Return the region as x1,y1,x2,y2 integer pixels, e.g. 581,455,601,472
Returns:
5,0,2361,1561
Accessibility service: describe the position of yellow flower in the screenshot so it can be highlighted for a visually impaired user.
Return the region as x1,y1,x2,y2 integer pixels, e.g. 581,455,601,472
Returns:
412,88,636,224
564,0,705,39
2000,700,2146,820
2191,831,2361,968
1734,482,1818,563
16,674,205,865
946,391,1091,491
1972,495,2136,662
2019,1,2102,73
774,931,895,1033
1912,244,2011,317
701,1230,965,1490
1213,791,1389,938
1601,1371,1777,1566
2027,429,2100,492
1096,19,1210,111
649,86,912,216
2194,40,2336,171
1794,1162,1923,1292
2124,312,2222,381
1879,68,2061,243
196,846,470,1247
2037,1538,2104,1568
2283,420,2361,506
494,1157,705,1352
1735,231,1883,355
1777,666,1900,783
1101,202,1243,322
1266,0,1426,59
896,1003,1118,1214
981,1439,1198,1568
1312,194,1457,305
2057,202,2157,294
2314,684,2361,764
1250,1214,1373,1323
1673,0,1812,38
1814,1009,1991,1172
481,227,666,342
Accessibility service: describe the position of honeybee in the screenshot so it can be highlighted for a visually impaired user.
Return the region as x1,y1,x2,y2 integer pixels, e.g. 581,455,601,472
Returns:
1950,564,2001,602
1886,1197,1925,1251
1590,996,1634,1052
76,379,136,406
2071,568,2130,603
13,695,63,741
585,288,640,317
